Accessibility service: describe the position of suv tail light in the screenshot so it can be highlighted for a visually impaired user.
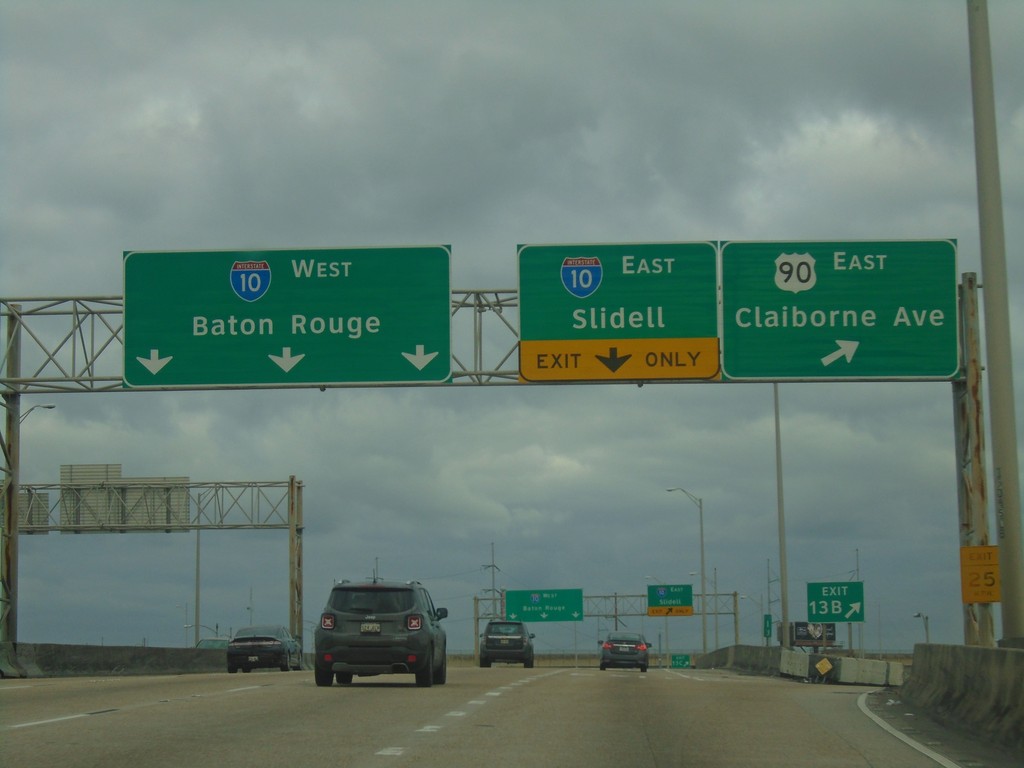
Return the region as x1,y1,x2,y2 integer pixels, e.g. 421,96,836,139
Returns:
637,643,648,651
602,641,613,649
321,613,335,630
407,615,423,631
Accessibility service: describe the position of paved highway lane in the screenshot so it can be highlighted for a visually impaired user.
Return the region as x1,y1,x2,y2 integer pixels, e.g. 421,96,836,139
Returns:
1,667,1016,768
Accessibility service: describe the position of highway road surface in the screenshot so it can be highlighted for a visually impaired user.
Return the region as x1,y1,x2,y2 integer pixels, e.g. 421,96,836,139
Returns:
2,665,1019,767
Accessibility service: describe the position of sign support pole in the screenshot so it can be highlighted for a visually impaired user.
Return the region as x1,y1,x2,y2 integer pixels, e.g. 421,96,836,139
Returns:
967,0,1023,644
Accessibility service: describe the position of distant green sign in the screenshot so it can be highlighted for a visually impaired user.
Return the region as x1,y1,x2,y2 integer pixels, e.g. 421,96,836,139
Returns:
721,240,958,380
807,581,865,623
647,584,694,616
671,654,691,669
123,247,451,388
505,589,584,623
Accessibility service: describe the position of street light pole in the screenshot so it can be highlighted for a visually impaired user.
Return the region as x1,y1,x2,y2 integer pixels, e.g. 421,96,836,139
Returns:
913,612,931,644
667,487,707,658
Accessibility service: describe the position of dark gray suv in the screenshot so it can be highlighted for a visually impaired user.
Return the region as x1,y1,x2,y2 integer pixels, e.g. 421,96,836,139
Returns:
314,580,448,687
479,620,535,668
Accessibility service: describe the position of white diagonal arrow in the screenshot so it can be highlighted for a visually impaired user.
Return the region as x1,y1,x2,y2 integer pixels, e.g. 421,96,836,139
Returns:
137,349,173,375
401,344,439,371
821,340,859,367
845,602,862,619
269,347,305,373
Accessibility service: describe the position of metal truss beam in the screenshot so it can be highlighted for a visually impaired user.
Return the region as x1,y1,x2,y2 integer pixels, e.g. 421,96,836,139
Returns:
1,291,521,393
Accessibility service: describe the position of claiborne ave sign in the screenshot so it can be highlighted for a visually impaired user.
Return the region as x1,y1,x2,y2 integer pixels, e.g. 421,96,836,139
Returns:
123,247,451,388
518,242,720,382
722,240,958,380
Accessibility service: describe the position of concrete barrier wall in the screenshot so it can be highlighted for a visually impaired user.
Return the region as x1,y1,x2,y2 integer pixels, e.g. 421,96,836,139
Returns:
902,643,1024,751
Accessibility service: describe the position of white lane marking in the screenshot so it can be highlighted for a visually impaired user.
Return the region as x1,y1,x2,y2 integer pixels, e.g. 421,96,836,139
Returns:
467,700,486,705
485,691,502,696
446,711,467,717
416,725,442,733
376,747,405,756
11,713,88,729
856,692,964,768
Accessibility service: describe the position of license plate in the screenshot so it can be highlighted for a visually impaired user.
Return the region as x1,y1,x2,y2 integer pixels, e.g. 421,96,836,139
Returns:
360,622,381,634
248,655,259,662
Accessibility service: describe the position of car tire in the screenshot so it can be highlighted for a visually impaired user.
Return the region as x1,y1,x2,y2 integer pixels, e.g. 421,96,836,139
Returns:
524,658,534,668
640,664,648,673
600,663,607,671
479,657,491,668
280,656,290,672
314,665,333,687
434,653,447,685
415,652,434,687
228,666,237,673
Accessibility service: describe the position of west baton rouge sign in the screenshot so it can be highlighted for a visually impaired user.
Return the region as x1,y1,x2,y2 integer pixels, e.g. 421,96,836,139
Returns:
123,247,451,388
504,589,584,623
518,242,720,382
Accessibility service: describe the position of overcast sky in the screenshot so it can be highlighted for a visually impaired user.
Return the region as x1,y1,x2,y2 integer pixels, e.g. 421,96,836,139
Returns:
2,0,1022,656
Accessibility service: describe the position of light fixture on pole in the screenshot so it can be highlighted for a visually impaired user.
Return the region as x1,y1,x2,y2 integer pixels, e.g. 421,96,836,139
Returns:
667,487,707,657
19,403,56,423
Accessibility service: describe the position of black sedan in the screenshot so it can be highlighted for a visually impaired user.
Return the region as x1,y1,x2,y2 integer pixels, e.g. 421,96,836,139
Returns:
227,625,301,673
599,632,650,672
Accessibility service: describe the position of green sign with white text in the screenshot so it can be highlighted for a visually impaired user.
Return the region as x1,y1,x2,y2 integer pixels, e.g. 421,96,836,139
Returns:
721,240,958,380
807,581,865,623
123,247,451,388
504,589,584,623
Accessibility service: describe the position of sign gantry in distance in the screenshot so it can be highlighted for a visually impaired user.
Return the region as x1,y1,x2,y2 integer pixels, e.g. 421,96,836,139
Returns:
123,247,452,388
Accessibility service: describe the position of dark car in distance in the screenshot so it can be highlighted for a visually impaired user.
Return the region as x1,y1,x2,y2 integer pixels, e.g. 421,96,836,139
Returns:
479,620,535,668
599,632,650,672
227,625,301,673
314,580,448,687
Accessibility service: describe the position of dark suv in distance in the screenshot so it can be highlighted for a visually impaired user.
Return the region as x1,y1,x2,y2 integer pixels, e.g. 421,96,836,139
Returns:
479,620,535,668
314,580,448,687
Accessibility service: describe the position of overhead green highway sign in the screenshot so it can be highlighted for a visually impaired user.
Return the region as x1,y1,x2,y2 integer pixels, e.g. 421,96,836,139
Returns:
505,589,584,623
721,240,958,380
807,581,865,623
123,247,451,388
647,584,694,616
518,242,720,382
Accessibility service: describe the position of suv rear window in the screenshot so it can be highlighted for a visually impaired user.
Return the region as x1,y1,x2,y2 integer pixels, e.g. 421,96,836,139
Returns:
487,622,524,635
329,587,415,614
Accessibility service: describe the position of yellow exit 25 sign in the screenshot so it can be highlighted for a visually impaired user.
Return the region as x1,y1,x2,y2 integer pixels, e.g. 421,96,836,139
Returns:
960,545,1001,603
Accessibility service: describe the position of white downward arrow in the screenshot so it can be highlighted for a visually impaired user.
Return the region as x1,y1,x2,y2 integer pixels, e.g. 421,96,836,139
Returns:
269,347,305,373
137,349,172,375
821,340,859,367
401,344,439,370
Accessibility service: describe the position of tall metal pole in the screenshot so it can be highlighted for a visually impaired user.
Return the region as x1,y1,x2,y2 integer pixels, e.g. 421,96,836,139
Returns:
1,304,22,646
967,0,1023,644
774,384,790,648
667,487,707,657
